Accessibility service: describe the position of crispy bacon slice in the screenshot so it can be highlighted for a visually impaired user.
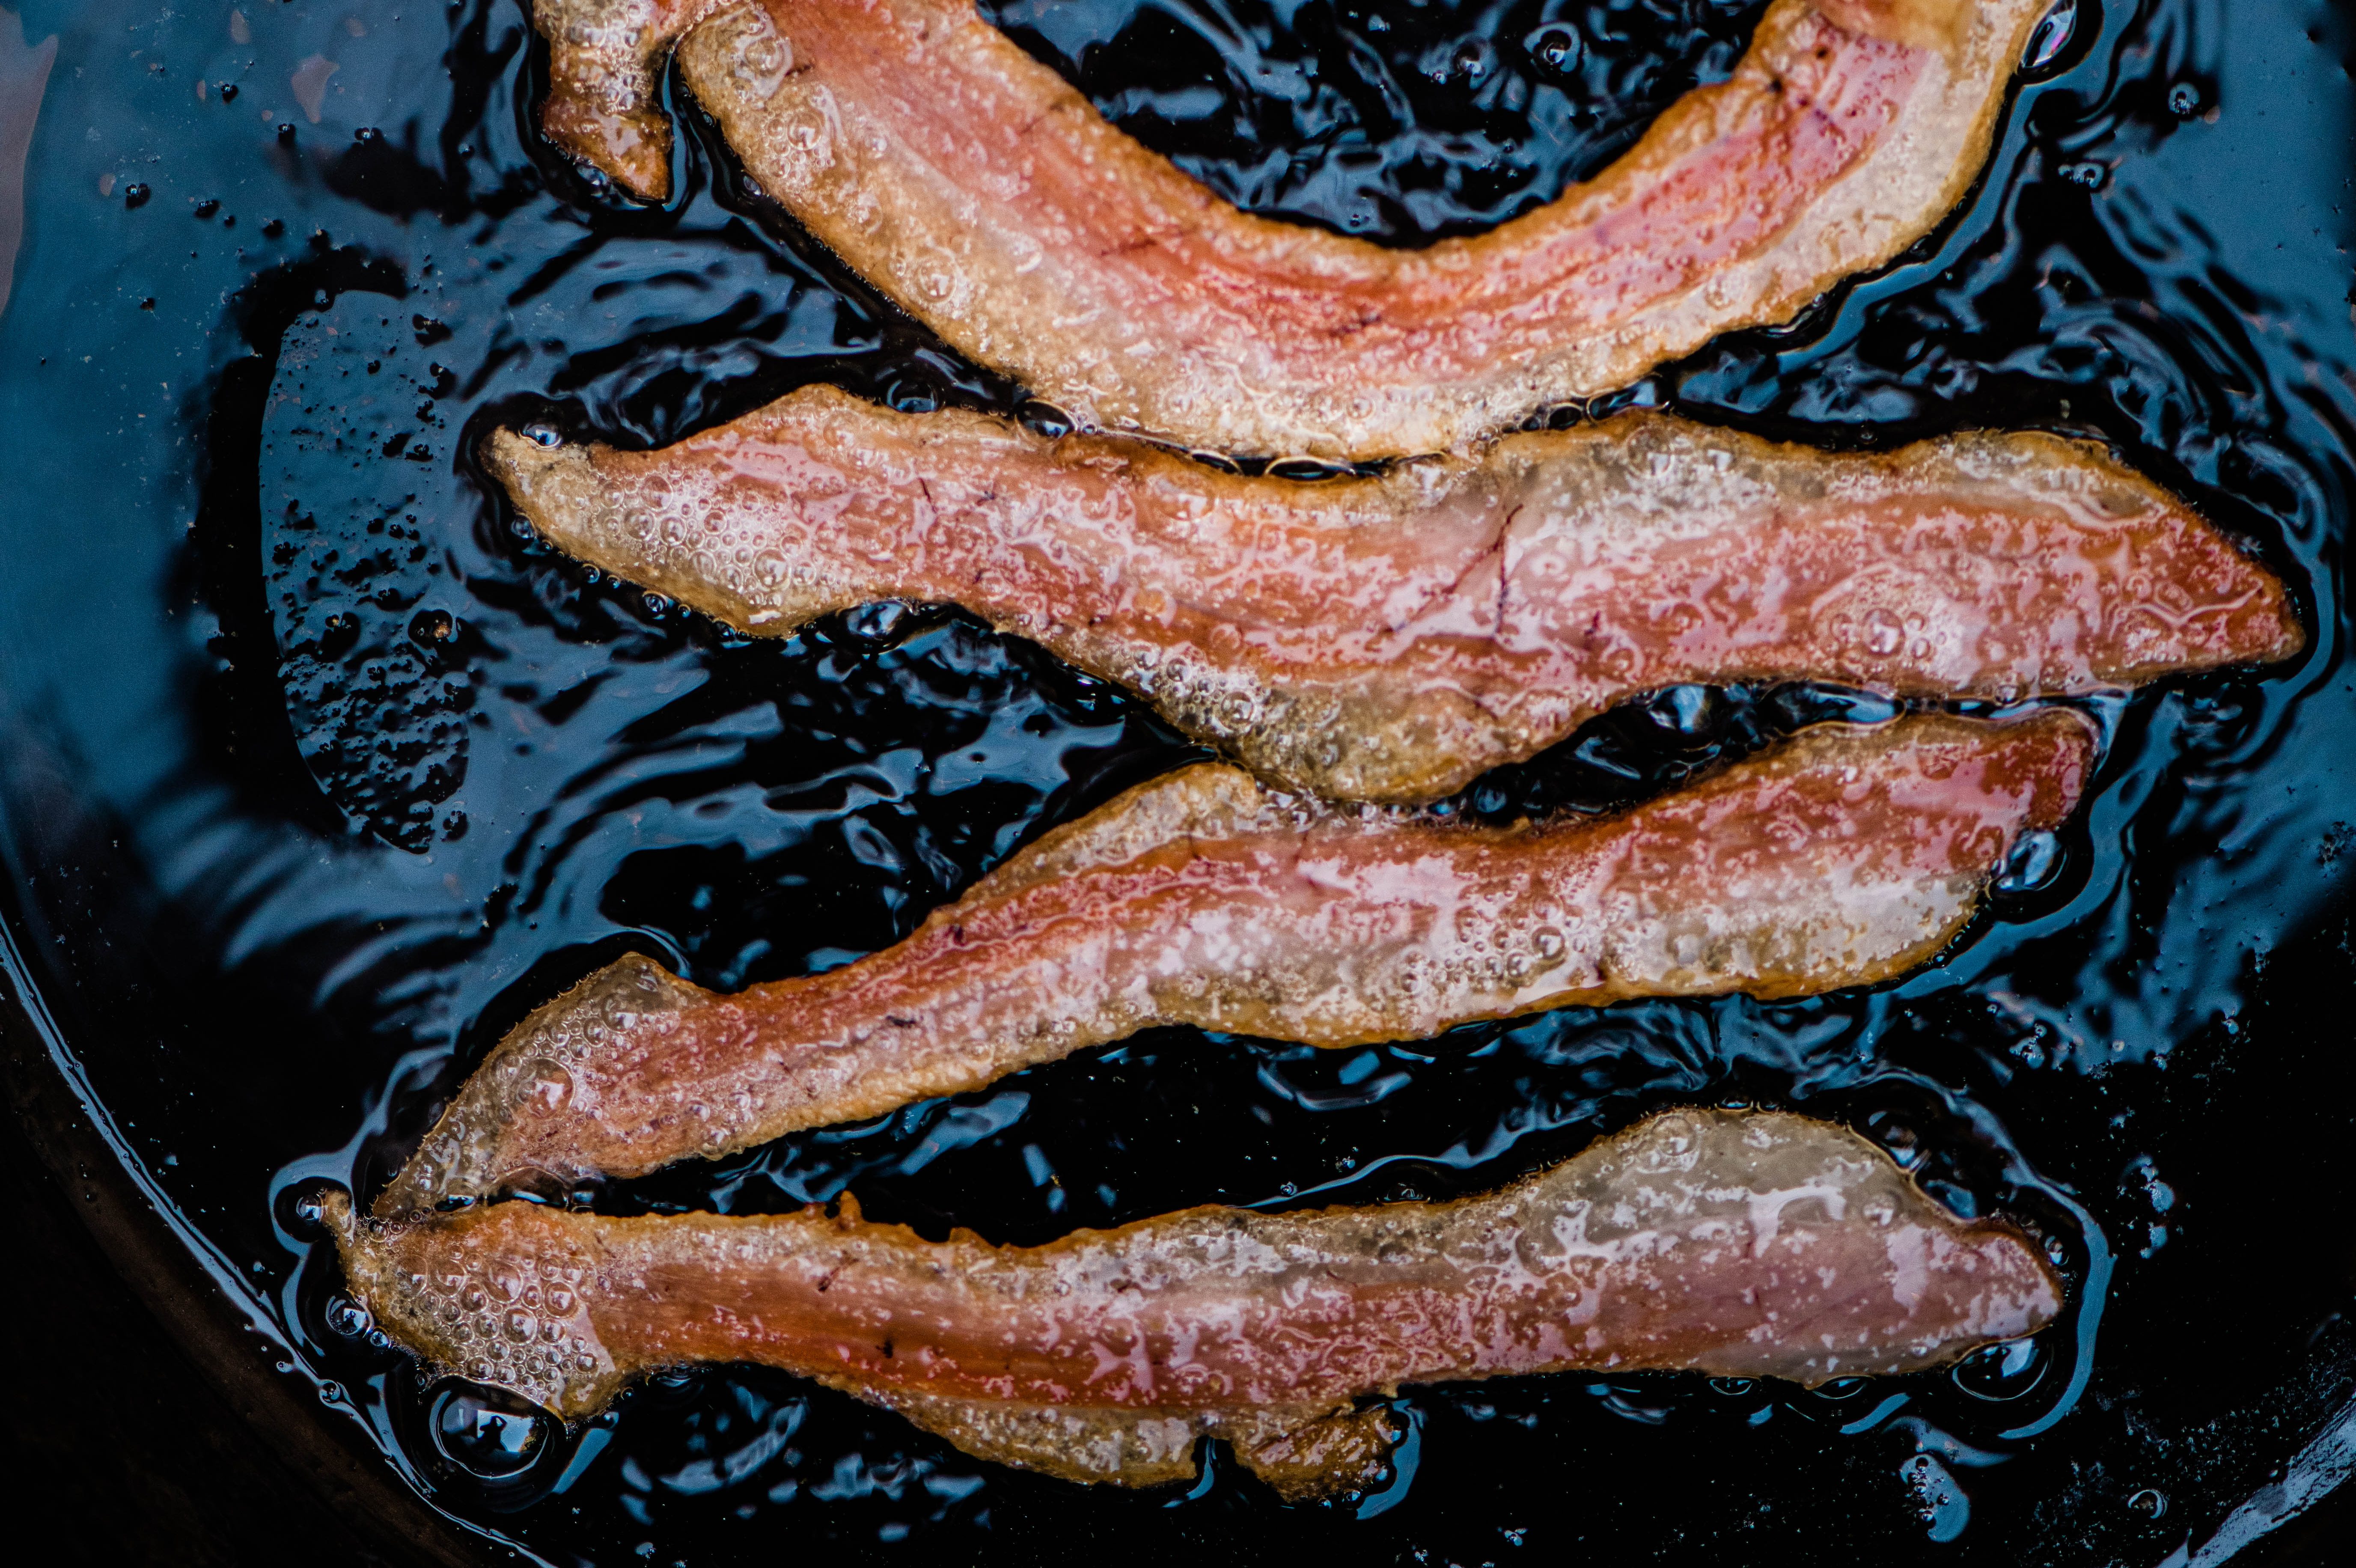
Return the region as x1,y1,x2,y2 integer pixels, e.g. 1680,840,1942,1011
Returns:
377,713,2091,1215
335,1107,2063,1497
525,0,2049,458
487,388,2295,804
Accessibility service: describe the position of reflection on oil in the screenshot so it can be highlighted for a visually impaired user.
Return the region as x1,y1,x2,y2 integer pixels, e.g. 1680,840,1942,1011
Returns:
430,1382,550,1479
988,0,1770,241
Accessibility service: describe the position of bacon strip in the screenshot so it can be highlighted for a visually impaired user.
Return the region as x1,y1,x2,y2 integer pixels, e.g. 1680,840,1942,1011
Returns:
487,389,2294,804
378,714,2091,1215
336,1107,2062,1497
525,0,2048,458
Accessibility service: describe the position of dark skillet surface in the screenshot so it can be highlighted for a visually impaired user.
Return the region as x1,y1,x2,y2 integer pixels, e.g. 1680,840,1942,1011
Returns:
0,0,2353,1562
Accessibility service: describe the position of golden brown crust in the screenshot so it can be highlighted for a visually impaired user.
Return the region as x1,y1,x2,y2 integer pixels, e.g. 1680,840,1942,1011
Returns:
484,388,2296,804
377,713,2092,1215
530,0,729,197
521,0,2047,457
335,1108,2063,1494
826,1384,1399,1499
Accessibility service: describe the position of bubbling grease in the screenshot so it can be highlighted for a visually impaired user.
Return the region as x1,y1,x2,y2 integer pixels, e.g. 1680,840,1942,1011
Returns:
520,0,2050,457
485,388,2297,803
335,1108,2064,1497
376,712,2092,1215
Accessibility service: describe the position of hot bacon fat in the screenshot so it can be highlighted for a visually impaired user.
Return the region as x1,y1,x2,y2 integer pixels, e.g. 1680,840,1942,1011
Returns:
525,0,2050,458
335,1107,2063,1498
488,388,2295,804
377,713,2091,1216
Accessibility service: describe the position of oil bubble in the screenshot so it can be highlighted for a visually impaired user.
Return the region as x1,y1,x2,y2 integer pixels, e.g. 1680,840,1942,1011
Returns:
1266,457,1352,482
1951,1337,2048,1401
1901,1452,1969,1543
322,1294,375,1339
2024,0,2076,71
1863,607,1903,655
276,1178,346,1238
2167,83,2202,118
2127,1488,2167,1518
1448,39,1493,82
520,1058,575,1114
1016,399,1076,439
429,1384,552,1479
1525,23,1582,77
841,601,916,643
1996,830,2062,893
1874,1120,1925,1169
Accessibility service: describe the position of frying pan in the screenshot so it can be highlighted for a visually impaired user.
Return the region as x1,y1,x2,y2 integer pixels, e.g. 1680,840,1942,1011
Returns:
4,0,2355,1560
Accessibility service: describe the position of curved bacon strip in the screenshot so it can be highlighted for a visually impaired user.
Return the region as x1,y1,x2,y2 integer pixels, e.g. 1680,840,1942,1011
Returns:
527,0,2048,458
336,1108,2063,1497
377,713,2090,1215
487,388,2294,804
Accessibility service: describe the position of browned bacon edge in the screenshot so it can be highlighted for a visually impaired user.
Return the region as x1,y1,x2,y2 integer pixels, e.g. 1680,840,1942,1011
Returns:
484,387,2297,804
376,712,2092,1217
333,1107,2064,1498
521,0,2047,458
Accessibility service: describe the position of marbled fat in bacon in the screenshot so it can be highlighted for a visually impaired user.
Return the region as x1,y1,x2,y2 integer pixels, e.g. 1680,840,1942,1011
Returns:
485,389,2295,804
336,1108,2063,1497
377,713,2091,1215
524,0,2051,458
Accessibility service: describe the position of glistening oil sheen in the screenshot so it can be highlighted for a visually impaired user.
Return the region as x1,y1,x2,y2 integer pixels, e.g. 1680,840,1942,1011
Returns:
0,0,2350,1564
